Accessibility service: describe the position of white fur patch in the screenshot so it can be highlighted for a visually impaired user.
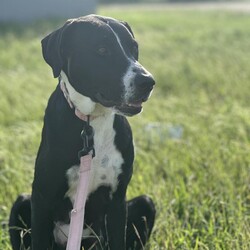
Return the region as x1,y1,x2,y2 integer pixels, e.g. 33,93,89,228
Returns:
54,114,123,246
122,61,153,103
60,71,96,115
123,61,152,103
107,24,136,103
53,222,91,246
107,24,153,104
122,63,136,103
66,114,124,203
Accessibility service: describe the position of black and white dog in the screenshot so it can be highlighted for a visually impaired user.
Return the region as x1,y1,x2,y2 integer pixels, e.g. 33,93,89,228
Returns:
9,15,156,250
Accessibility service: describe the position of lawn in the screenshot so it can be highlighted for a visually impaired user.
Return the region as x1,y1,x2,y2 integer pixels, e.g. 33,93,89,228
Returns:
1,7,250,250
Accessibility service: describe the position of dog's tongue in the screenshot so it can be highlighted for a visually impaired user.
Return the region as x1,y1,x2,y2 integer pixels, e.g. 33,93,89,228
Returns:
127,102,142,108
95,93,143,110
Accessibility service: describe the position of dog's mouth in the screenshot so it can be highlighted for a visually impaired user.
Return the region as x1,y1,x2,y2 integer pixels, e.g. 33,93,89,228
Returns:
95,93,148,116
114,101,144,116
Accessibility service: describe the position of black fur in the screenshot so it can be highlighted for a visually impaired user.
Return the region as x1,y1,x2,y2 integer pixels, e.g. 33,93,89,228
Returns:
9,15,155,250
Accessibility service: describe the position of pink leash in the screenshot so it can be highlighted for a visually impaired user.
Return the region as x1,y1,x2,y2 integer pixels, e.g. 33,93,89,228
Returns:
60,78,95,250
66,154,92,250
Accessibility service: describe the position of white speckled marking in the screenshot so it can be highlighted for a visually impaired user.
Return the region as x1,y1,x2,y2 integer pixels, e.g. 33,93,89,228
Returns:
54,114,124,246
65,114,124,203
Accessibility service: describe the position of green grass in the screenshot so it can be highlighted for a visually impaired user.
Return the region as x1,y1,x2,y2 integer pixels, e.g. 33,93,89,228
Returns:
1,7,250,249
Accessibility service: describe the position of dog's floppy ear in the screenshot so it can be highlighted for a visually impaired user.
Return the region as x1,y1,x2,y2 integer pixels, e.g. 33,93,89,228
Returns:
41,20,74,78
41,27,64,78
120,21,135,38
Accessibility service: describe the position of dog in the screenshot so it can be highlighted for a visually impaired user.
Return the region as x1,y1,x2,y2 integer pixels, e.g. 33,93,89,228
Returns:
9,14,156,250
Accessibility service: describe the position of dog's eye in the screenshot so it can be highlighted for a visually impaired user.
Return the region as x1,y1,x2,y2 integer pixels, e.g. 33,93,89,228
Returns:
97,47,110,56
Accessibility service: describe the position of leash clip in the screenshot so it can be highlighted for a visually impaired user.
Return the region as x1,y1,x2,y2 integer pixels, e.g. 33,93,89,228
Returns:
78,116,95,159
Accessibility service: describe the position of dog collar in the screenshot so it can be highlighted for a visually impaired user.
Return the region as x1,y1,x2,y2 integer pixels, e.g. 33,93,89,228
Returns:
60,78,95,122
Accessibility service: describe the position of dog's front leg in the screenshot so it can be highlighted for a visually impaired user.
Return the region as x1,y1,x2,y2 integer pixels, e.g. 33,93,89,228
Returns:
31,190,53,250
106,197,127,250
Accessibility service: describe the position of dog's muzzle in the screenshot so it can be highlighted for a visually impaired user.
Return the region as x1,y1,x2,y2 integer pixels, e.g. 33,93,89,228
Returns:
94,73,155,116
117,74,155,116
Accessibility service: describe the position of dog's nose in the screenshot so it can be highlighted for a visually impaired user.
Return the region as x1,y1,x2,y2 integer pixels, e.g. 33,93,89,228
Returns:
135,74,155,91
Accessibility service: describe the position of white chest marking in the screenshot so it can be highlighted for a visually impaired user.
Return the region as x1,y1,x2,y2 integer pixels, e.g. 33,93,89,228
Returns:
65,114,124,204
54,114,123,246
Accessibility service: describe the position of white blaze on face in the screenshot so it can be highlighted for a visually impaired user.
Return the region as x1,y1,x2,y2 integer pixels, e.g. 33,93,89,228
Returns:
107,23,153,104
106,23,136,103
122,61,153,103
122,63,136,103
60,71,96,115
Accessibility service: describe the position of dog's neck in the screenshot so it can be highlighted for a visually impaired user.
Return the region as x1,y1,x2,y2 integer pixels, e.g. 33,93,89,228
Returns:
59,71,112,121
60,79,89,121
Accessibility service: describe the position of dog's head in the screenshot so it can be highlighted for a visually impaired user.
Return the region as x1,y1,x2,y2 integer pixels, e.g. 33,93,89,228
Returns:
42,15,155,116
